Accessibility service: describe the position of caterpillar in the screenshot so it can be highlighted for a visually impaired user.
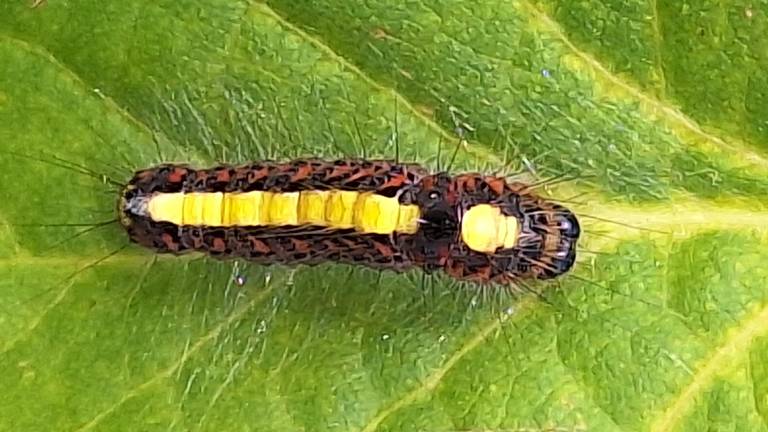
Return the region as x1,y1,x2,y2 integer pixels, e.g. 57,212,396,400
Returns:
119,158,580,283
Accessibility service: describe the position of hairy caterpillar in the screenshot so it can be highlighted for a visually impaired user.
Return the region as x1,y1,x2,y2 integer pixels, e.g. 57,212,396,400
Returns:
119,159,581,282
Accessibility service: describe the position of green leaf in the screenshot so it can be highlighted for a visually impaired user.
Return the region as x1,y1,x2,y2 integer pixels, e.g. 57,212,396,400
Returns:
1,1,767,431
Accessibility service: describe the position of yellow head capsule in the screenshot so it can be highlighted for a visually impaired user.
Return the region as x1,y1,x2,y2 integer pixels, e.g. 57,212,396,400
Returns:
461,204,519,253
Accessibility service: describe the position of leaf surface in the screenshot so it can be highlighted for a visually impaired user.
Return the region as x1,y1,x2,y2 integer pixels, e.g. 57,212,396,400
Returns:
1,1,767,431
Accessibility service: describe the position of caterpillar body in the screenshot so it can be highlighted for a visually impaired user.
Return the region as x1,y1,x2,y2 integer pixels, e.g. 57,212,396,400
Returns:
119,159,581,282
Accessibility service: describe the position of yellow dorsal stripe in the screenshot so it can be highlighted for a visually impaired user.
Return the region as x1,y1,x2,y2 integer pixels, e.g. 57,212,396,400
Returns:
325,190,359,229
267,192,299,225
297,190,330,225
223,191,270,226
397,205,420,233
146,190,420,234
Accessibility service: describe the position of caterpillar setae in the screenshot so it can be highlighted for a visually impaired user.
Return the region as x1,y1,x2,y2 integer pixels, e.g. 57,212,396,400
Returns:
119,158,581,283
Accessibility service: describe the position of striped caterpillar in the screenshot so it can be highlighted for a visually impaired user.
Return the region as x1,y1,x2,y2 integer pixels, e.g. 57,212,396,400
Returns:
120,159,580,283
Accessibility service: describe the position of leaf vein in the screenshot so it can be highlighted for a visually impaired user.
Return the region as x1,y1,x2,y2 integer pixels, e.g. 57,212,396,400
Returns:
517,0,768,170
73,280,276,432
651,304,768,431
359,306,530,432
251,2,502,166
0,34,167,146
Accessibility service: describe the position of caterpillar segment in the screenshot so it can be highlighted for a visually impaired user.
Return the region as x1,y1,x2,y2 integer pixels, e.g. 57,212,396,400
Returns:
119,160,429,271
405,173,581,283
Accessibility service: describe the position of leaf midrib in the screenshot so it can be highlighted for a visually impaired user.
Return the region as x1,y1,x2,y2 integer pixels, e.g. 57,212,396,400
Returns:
5,198,768,263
